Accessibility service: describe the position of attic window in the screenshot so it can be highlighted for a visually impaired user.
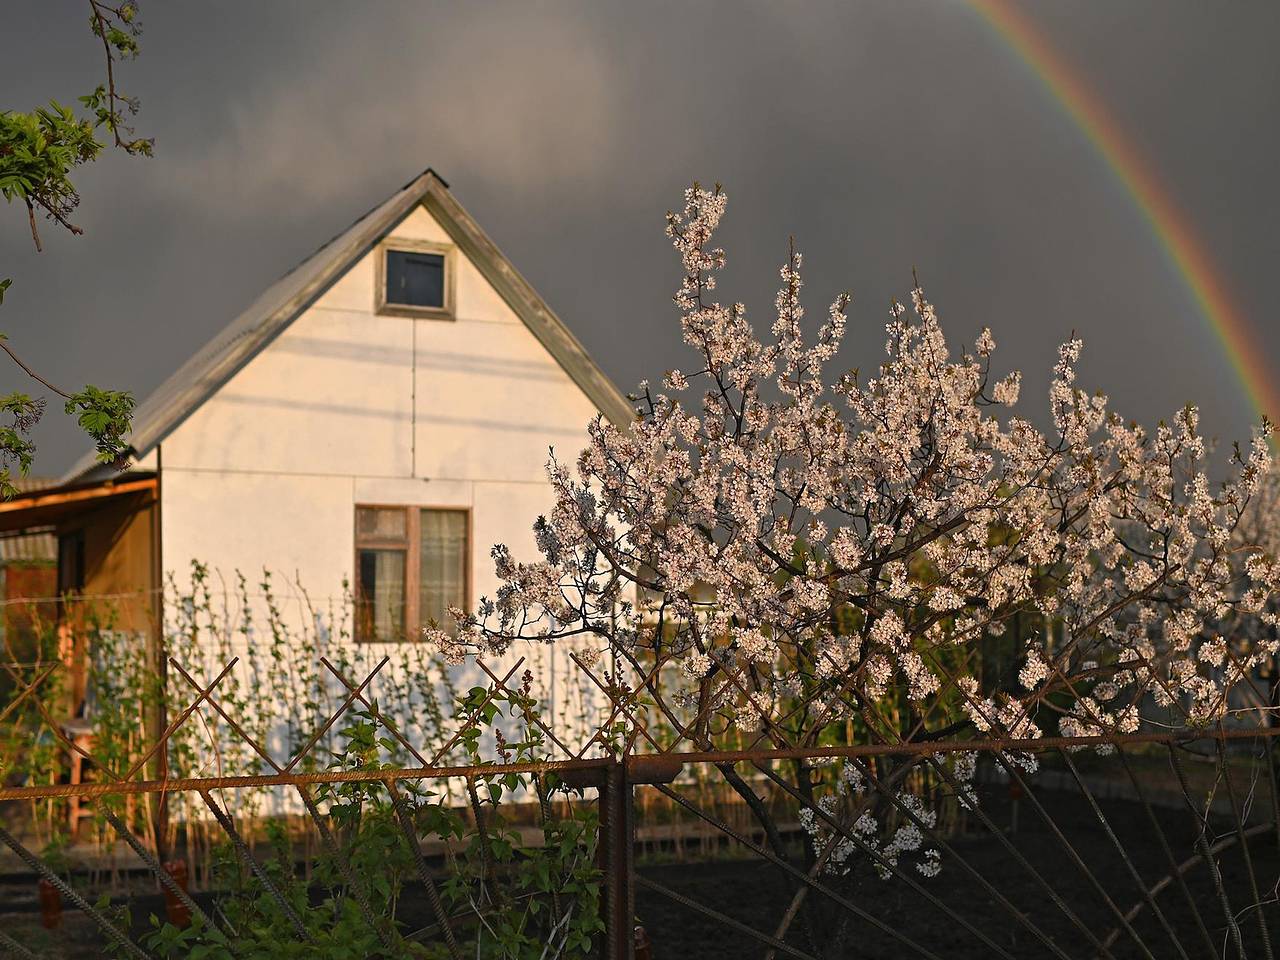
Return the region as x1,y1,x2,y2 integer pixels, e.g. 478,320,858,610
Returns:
387,250,443,307
376,239,454,318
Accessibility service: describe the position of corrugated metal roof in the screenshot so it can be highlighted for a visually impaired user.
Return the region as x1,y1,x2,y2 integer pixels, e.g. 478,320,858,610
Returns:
64,168,633,482
0,533,55,563
0,478,56,562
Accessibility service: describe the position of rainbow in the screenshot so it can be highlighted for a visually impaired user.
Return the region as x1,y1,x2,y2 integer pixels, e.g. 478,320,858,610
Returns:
970,0,1277,426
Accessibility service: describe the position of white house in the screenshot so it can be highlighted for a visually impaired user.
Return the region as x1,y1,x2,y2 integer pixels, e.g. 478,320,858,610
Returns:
0,169,631,733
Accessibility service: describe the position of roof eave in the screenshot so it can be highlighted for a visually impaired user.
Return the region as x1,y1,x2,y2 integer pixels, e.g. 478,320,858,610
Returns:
420,180,634,430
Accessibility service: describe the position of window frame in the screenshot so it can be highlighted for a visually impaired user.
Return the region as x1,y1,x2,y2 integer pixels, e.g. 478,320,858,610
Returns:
353,504,472,643
374,237,456,320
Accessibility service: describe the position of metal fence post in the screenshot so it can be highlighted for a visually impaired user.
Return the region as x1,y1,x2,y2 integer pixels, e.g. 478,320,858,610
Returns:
609,755,683,960
600,755,634,960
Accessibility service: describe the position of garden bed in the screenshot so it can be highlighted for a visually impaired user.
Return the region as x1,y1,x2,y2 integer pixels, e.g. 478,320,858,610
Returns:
2,775,1276,958
635,782,1280,959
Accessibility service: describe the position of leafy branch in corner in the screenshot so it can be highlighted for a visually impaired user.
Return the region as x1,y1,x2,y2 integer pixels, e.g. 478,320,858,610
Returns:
0,2,148,496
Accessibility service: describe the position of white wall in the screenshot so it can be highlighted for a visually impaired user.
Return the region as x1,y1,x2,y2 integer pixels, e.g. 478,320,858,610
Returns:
156,203,607,759
161,203,599,608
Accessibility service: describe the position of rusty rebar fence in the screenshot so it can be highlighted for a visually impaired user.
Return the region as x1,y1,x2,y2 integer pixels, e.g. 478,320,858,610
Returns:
3,653,1280,959
624,729,1280,960
0,653,615,958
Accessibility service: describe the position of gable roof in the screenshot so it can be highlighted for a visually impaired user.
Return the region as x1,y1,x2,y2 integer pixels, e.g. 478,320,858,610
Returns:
65,168,633,481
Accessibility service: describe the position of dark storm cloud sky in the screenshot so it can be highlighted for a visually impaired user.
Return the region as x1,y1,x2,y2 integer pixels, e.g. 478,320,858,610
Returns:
3,1,1278,474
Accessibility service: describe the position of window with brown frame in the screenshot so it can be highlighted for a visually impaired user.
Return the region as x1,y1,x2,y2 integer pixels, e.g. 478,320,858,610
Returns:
374,239,455,319
354,506,469,642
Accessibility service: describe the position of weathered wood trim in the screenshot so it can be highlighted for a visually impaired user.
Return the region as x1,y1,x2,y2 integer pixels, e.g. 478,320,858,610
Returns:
123,183,430,462
374,236,457,321
421,180,635,429
0,476,157,514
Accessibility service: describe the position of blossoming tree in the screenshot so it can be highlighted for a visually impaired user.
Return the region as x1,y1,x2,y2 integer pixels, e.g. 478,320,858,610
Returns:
430,184,1279,949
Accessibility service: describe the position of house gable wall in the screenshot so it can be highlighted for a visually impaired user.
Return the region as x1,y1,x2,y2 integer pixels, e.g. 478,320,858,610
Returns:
158,203,600,609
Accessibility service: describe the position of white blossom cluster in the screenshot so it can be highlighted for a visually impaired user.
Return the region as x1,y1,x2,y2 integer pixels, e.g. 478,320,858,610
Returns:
427,184,1280,878
432,183,1277,739
797,759,951,880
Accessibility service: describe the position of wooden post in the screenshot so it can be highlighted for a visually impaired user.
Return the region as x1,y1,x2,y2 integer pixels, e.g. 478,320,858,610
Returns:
149,454,169,859
162,859,191,928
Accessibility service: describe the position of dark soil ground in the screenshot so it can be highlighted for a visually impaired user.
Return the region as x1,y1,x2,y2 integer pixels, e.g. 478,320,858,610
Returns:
634,781,1280,960
3,771,1277,958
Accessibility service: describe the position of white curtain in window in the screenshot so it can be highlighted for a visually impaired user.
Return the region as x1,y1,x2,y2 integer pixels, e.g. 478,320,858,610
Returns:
373,550,406,638
420,510,467,633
